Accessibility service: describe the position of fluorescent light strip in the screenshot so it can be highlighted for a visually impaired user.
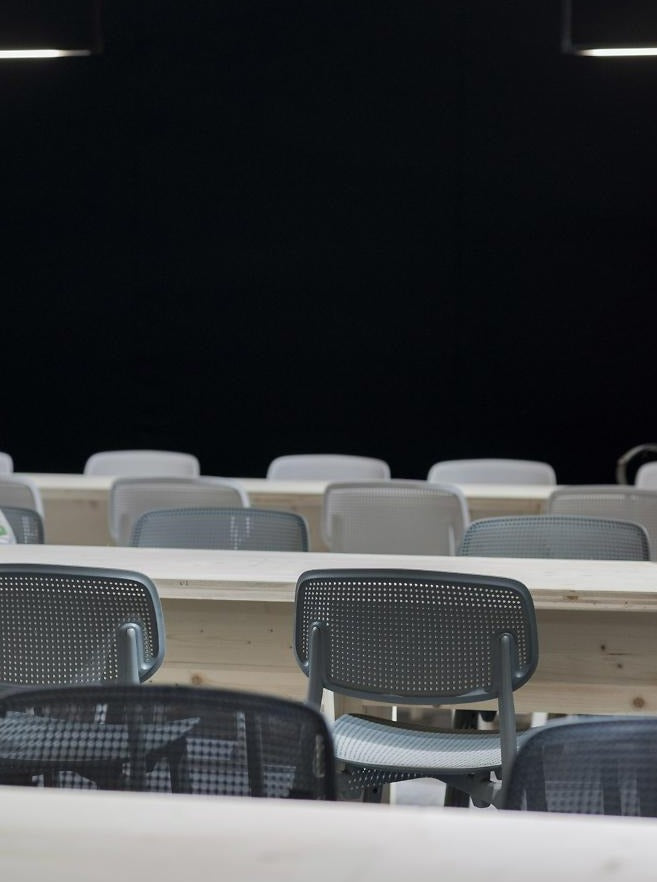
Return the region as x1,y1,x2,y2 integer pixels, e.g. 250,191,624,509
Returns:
577,47,657,56
0,48,91,59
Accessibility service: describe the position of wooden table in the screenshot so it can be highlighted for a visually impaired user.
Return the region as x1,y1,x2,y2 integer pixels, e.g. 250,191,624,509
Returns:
1,543,656,716
18,473,555,550
2,785,657,881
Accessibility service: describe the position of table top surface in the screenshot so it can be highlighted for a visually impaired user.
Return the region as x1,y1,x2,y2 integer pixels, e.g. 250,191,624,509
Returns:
0,544,655,609
17,473,560,501
1,786,656,882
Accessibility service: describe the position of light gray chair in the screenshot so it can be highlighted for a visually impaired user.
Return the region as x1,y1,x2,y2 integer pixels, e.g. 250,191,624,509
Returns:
84,449,201,477
0,506,45,544
266,454,391,480
0,452,13,474
0,563,165,690
130,506,309,551
428,458,557,485
322,480,469,554
295,567,539,808
547,486,657,561
109,477,249,545
0,475,44,517
458,515,650,560
635,462,657,489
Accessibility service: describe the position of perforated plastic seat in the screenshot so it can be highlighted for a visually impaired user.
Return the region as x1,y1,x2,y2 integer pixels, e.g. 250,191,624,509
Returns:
0,475,44,517
427,458,557,485
130,506,309,551
458,515,650,560
266,454,391,480
322,480,469,554
109,477,250,545
0,564,165,689
0,684,335,799
547,486,657,561
0,506,44,543
84,449,201,477
294,568,539,807
0,452,13,474
503,716,657,815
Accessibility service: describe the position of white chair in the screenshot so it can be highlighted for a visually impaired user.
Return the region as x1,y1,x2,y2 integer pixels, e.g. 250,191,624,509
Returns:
548,485,657,562
84,450,201,477
0,475,44,518
427,458,557,485
322,480,469,554
0,452,13,475
635,462,657,489
266,454,390,480
108,477,249,545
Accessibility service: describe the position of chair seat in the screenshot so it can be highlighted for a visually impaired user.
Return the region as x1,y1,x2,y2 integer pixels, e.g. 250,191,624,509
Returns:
334,714,532,775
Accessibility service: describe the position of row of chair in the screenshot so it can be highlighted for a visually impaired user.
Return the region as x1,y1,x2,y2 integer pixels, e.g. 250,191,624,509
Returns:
0,562,653,816
2,474,657,560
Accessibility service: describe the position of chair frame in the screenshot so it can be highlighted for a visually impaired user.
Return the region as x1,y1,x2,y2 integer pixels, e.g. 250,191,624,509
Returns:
84,449,201,477
295,567,538,807
267,454,391,481
427,458,557,485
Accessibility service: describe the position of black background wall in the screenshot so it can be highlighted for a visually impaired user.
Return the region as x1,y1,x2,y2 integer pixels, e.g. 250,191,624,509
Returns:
2,0,656,482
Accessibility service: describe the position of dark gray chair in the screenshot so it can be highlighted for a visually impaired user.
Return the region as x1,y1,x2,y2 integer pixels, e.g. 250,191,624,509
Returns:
130,506,309,551
458,515,650,560
0,683,336,799
294,568,539,808
503,716,657,815
0,506,45,544
0,564,165,690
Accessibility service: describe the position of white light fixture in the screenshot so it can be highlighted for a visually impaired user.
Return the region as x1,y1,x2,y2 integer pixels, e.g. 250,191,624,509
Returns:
562,0,657,57
0,0,102,60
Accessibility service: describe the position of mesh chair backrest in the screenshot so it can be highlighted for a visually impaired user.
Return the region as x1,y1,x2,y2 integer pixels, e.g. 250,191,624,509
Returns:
322,480,469,553
548,486,657,561
0,476,44,517
130,506,309,550
635,462,657,489
458,515,650,560
0,506,44,544
109,477,249,544
504,717,657,815
84,450,200,477
267,454,391,480
0,565,165,688
0,684,336,799
294,569,538,703
427,458,557,485
0,452,12,474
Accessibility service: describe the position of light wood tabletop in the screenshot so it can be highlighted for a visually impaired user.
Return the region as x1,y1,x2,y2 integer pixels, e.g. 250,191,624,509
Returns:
1,543,656,716
17,473,555,549
1,785,657,881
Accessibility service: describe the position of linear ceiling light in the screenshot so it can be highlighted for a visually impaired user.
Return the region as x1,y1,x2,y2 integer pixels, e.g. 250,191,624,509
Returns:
0,0,102,60
562,0,657,57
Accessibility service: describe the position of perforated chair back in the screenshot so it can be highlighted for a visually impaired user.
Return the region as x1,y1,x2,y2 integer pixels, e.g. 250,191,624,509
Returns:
503,716,657,815
0,684,335,799
267,454,391,480
295,568,538,706
130,506,309,551
109,477,250,545
0,475,44,517
428,458,557,485
322,480,469,554
547,486,657,561
0,452,12,474
0,506,44,544
635,462,657,489
0,564,165,689
458,515,650,560
84,449,201,477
